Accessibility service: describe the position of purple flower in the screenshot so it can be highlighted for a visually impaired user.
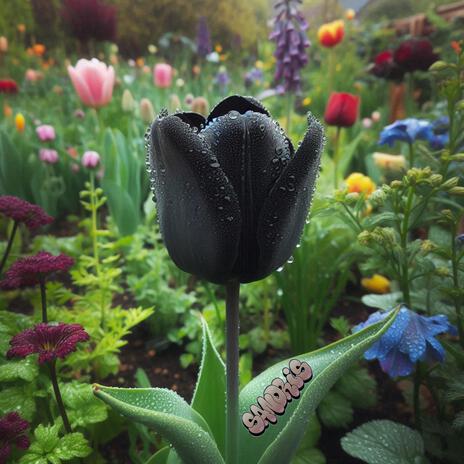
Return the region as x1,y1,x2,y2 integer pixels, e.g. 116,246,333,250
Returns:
0,196,53,230
7,322,89,364
36,124,56,142
196,16,212,58
39,148,59,164
378,118,434,146
0,251,74,290
0,412,30,463
82,150,101,168
244,67,264,88
353,306,457,377
269,0,310,92
215,67,230,88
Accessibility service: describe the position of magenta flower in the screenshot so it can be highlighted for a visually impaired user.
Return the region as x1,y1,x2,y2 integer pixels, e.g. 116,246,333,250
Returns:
39,148,59,164
0,412,30,463
0,196,53,230
7,322,89,364
36,124,56,142
153,63,173,88
0,251,74,290
81,150,100,168
68,58,115,108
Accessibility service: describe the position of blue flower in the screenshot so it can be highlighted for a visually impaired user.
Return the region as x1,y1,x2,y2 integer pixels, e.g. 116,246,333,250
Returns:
378,118,434,146
353,306,457,377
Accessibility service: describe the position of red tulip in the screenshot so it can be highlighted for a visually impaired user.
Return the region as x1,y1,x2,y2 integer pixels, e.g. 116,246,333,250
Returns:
394,39,438,72
0,79,19,94
324,92,360,128
317,20,344,48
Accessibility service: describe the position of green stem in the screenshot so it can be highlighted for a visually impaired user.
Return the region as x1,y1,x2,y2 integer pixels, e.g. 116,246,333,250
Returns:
40,279,48,323
400,187,414,307
413,364,422,431
225,279,240,464
48,360,72,434
285,92,293,135
407,143,415,168
451,223,464,347
0,220,18,276
333,126,342,188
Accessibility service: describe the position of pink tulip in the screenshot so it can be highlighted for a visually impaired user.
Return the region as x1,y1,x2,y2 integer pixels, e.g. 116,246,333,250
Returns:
82,150,100,169
36,124,56,142
153,63,173,88
39,148,59,164
68,58,115,108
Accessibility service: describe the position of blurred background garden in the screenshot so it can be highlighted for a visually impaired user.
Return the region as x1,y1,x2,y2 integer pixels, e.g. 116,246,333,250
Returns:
0,0,463,463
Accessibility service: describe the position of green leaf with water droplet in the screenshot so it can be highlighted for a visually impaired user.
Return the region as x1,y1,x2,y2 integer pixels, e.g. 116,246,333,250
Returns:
341,420,428,464
191,315,226,455
237,307,399,464
93,385,224,464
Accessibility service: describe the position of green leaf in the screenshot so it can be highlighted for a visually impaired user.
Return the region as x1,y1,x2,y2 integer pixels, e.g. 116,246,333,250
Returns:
0,357,39,382
362,292,402,310
292,447,326,464
20,424,91,463
341,420,428,464
191,316,226,455
145,447,170,464
0,384,36,420
318,391,353,428
93,385,224,464
238,308,399,464
336,366,377,409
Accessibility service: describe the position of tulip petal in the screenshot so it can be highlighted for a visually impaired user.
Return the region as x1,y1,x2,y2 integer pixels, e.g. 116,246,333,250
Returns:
254,114,323,282
68,65,95,107
207,95,269,123
203,111,292,279
148,114,241,283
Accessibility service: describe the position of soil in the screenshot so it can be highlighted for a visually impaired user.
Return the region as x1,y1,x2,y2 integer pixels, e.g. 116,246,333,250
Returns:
101,288,414,464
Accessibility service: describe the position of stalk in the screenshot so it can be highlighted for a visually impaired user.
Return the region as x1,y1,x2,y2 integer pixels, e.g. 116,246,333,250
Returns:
333,126,342,188
0,220,18,275
48,360,72,434
225,280,240,464
40,279,48,323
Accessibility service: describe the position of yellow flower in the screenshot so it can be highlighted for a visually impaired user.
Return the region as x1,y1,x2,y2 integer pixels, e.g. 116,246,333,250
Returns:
345,9,355,20
345,173,376,196
255,60,264,69
15,113,25,132
373,152,406,171
361,274,391,294
302,97,312,106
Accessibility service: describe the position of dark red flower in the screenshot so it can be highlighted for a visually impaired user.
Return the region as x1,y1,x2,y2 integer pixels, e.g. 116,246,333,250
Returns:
0,196,53,230
7,322,89,364
0,79,19,94
0,412,30,464
0,252,74,290
394,39,439,72
324,92,360,128
370,50,405,80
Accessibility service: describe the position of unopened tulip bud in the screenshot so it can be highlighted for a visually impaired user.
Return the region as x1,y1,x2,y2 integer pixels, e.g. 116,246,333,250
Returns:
0,36,8,53
140,98,155,124
15,113,25,133
82,151,100,169
122,89,135,112
191,96,209,116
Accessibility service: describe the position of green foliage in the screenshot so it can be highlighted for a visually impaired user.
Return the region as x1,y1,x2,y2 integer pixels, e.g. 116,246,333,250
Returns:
19,424,92,464
341,420,428,464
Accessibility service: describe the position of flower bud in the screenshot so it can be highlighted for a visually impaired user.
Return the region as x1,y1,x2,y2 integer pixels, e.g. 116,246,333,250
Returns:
140,98,155,124
421,240,436,253
429,174,443,186
448,186,464,196
441,176,459,190
191,96,209,116
450,153,464,161
15,113,25,133
429,61,453,72
390,180,403,189
39,148,59,164
122,89,135,112
82,151,100,169
0,36,8,53
435,267,451,277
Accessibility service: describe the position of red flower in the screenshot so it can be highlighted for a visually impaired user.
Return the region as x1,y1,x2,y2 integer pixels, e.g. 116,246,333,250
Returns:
0,251,74,290
394,39,438,72
7,322,89,364
324,92,360,128
0,196,53,230
370,50,404,81
0,79,19,94
0,412,30,464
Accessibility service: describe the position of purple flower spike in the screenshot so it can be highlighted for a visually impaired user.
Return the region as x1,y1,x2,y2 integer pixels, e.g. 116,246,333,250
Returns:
269,0,310,92
7,322,89,364
0,196,53,230
0,412,30,463
0,251,74,290
196,16,212,58
353,306,457,377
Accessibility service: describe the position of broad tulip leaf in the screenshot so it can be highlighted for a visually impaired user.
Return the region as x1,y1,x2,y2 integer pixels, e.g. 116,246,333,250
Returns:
191,316,226,454
93,386,224,464
238,308,398,464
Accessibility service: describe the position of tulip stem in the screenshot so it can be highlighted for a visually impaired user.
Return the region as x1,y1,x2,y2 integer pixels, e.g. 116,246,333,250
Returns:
0,220,18,276
333,126,342,188
225,279,240,464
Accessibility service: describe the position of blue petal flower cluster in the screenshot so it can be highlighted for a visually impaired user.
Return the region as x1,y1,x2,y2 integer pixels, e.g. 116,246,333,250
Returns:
353,306,457,377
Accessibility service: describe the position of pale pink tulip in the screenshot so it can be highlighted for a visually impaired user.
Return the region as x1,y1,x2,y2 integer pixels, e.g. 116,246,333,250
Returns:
36,124,56,142
68,58,115,108
82,150,101,168
153,63,173,88
39,148,59,164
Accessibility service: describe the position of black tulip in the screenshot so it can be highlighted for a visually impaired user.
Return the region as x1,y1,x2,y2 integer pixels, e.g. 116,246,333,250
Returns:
147,95,324,284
